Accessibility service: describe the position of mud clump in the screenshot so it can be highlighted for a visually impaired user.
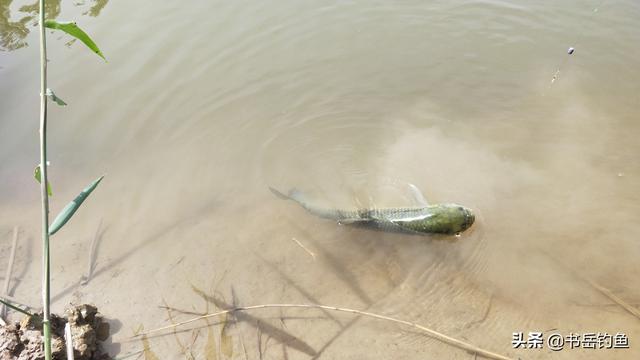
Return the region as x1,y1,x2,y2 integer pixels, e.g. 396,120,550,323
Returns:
0,304,111,360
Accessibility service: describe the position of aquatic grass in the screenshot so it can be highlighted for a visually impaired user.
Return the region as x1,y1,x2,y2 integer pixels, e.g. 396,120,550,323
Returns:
162,297,198,359
135,303,515,360
141,334,160,360
36,1,106,358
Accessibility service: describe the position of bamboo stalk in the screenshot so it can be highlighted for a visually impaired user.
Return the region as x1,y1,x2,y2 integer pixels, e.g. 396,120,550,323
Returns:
38,0,52,358
1,226,19,319
135,304,514,360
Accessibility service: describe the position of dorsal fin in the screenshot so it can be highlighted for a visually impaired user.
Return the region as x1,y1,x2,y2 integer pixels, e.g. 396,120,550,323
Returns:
407,183,429,206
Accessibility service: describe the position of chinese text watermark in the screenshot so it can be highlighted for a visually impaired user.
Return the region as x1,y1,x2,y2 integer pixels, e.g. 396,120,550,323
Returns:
512,332,629,351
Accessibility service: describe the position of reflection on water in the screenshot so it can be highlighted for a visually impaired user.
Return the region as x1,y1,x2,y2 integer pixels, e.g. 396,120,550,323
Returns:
0,0,639,359
0,0,33,51
83,0,109,17
0,0,108,51
18,0,61,19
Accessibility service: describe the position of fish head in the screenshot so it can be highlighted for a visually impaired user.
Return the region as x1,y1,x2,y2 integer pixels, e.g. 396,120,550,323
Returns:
395,204,475,235
458,205,476,233
447,204,476,234
427,204,476,235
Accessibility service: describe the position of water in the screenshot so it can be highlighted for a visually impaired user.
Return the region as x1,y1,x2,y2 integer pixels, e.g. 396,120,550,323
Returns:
1,0,639,359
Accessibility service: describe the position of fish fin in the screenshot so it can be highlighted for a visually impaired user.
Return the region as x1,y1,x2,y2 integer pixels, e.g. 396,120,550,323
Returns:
407,183,429,206
269,187,290,200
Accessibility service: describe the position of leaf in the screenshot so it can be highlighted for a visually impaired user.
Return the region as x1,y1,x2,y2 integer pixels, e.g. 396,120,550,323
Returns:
49,175,104,236
34,165,53,196
44,20,106,61
45,88,67,106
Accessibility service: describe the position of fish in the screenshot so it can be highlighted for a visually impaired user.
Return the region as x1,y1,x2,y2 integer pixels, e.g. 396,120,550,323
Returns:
269,186,475,236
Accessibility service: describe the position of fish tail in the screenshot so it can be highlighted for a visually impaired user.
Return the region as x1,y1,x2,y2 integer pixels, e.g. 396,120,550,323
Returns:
269,186,290,200
288,188,305,202
269,187,344,221
269,187,305,202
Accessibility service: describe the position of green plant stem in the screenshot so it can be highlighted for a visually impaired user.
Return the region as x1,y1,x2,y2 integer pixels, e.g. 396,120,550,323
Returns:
0,297,37,318
38,0,52,359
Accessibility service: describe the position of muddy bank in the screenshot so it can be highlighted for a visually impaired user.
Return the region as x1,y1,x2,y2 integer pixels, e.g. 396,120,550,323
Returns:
0,304,110,360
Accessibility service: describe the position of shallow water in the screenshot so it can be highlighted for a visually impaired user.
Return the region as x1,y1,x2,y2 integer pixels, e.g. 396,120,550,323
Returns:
1,0,639,359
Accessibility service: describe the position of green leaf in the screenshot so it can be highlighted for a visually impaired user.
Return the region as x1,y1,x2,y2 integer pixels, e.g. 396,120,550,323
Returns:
44,20,106,61
34,164,53,196
45,88,67,106
49,175,104,236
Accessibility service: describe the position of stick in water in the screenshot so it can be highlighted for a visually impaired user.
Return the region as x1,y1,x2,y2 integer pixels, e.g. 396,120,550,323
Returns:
291,237,316,260
1,226,19,319
541,250,640,320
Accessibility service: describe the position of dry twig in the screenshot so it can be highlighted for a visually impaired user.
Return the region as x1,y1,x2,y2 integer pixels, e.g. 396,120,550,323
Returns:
585,279,640,320
541,250,640,321
291,237,316,260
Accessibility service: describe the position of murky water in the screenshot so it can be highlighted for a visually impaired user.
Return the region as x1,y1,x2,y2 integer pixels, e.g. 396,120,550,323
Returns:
1,0,639,359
